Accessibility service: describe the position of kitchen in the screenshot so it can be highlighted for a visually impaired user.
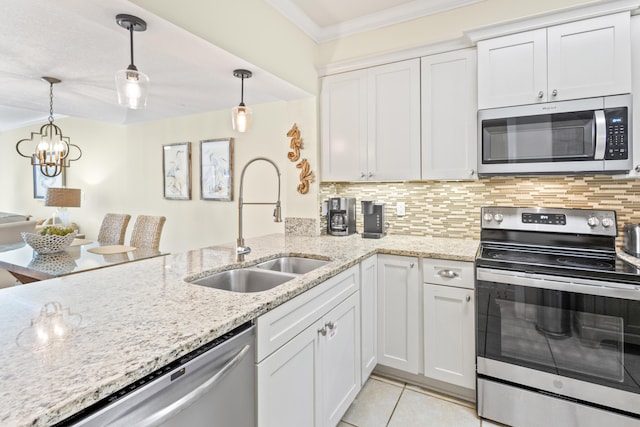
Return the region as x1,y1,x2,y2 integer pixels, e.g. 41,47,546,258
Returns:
2,0,640,426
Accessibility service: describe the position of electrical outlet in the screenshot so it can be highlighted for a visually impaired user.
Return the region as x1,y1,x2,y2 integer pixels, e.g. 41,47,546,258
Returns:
397,202,406,216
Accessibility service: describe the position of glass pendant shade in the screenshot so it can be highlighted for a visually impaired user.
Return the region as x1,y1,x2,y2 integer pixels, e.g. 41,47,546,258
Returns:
232,105,252,133
115,68,149,109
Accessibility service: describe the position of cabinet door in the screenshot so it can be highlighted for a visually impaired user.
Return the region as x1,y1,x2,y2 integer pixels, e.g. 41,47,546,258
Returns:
360,255,378,383
377,255,420,374
321,70,368,181
547,13,631,102
423,284,475,390
421,49,477,180
257,320,321,427
367,59,421,181
477,29,547,109
320,292,361,427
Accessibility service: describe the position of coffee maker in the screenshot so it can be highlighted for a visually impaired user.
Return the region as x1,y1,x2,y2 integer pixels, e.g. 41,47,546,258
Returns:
327,197,356,236
361,201,386,239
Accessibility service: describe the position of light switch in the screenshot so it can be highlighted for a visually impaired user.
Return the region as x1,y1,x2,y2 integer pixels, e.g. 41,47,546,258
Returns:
397,202,406,216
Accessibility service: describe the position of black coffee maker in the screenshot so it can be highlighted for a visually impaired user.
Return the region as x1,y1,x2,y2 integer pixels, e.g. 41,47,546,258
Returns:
327,197,356,236
361,201,386,239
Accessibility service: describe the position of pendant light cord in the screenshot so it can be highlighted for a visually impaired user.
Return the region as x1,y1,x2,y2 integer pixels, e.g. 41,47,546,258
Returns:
240,76,245,106
129,25,135,68
48,82,54,124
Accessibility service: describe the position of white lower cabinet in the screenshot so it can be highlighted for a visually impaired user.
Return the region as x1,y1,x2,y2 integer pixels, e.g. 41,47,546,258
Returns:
256,266,361,427
422,259,475,390
377,254,420,374
360,255,378,384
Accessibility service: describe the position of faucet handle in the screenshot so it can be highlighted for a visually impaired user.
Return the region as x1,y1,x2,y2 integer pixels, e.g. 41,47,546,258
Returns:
236,245,251,255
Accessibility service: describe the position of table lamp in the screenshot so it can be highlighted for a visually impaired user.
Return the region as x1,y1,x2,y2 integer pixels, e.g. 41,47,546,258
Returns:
44,187,81,226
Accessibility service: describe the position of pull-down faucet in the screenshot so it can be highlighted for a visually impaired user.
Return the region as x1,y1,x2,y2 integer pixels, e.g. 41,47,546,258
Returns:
236,157,282,261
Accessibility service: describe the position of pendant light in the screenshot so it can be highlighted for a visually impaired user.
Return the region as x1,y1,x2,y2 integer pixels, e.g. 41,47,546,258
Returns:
16,77,82,178
115,14,149,109
232,69,253,132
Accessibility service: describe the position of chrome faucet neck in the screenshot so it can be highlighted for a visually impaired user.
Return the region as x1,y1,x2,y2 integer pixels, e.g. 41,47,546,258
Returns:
236,157,282,262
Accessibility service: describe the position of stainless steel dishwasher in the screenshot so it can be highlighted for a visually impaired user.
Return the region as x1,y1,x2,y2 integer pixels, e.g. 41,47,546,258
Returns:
56,322,255,427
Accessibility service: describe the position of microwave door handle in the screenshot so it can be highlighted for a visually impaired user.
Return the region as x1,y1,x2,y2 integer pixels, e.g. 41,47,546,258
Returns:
594,110,606,160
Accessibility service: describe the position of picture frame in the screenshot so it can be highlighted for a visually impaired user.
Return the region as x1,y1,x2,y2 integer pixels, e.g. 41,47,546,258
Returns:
162,142,192,200
33,161,65,199
200,138,233,201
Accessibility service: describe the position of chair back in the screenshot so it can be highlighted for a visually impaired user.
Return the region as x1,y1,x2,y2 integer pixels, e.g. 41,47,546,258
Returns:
130,215,166,250
97,213,131,245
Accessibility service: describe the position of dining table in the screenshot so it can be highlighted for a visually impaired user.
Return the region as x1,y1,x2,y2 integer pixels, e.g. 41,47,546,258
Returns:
0,238,166,283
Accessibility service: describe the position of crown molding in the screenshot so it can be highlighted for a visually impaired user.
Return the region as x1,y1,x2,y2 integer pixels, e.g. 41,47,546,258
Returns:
267,0,485,44
465,0,640,43
319,37,472,76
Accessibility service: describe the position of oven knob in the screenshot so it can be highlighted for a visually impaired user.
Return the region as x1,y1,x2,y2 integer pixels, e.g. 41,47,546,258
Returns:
483,213,493,222
494,214,504,223
587,216,600,228
602,217,614,228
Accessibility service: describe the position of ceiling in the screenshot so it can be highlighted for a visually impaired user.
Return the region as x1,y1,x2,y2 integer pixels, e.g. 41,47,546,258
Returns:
266,0,485,42
0,0,309,132
0,0,485,132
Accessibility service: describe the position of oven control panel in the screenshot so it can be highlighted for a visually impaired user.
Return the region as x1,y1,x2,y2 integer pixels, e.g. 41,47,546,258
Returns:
481,207,617,236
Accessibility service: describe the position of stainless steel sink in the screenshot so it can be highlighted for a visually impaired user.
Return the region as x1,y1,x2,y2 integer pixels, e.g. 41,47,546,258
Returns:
190,269,296,293
254,256,330,274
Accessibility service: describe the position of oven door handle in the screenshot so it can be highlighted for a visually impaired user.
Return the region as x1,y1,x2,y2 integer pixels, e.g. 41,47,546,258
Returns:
477,267,640,301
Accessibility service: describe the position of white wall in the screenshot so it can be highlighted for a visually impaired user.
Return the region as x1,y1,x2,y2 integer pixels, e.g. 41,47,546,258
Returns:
0,97,318,253
131,0,320,96
317,0,597,66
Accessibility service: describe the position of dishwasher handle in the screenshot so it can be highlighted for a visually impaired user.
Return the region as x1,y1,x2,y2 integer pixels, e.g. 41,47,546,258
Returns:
111,344,251,427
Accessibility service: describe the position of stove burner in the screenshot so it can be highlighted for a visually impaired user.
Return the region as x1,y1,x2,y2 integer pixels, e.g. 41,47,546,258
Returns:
556,257,614,270
485,251,540,263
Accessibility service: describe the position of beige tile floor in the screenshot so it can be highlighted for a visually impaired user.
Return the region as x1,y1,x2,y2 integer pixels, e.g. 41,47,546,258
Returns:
340,375,504,427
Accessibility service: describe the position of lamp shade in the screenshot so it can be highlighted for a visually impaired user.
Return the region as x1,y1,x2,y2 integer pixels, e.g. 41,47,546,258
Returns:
45,188,81,208
115,69,149,109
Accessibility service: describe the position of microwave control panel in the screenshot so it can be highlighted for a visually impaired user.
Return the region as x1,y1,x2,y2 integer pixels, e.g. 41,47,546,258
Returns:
605,107,628,160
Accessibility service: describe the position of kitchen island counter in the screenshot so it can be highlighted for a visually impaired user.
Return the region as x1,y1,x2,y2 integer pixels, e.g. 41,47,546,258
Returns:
0,233,478,426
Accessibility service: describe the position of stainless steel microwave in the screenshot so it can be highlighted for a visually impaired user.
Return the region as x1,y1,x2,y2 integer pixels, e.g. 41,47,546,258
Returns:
478,95,632,176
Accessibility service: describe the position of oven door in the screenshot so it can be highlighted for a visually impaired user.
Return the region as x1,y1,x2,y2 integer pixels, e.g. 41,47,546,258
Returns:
476,267,640,415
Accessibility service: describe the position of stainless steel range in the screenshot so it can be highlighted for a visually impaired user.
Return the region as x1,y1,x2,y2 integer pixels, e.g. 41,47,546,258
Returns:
475,207,640,427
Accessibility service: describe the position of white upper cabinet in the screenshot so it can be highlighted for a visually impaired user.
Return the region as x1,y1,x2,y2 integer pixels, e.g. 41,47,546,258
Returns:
321,59,421,182
478,12,631,109
367,60,421,181
320,70,368,182
421,49,478,180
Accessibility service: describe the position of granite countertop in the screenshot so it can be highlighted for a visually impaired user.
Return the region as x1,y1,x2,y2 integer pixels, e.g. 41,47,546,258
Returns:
0,233,479,427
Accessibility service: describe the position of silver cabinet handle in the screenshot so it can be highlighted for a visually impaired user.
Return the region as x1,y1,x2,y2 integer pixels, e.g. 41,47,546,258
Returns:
318,327,327,336
470,169,476,176
635,165,640,173
437,269,458,279
325,321,335,331
409,263,415,268
538,91,544,98
368,172,373,178
122,344,251,427
360,172,366,178
552,89,558,96
466,295,471,302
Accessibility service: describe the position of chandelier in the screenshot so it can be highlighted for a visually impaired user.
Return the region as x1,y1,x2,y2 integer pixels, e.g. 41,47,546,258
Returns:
15,77,82,178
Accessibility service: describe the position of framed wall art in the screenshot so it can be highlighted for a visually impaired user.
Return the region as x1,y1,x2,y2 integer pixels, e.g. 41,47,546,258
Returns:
162,142,191,200
33,162,65,199
200,138,233,201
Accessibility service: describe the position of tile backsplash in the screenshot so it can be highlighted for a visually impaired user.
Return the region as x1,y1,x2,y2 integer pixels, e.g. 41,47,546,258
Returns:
319,176,640,247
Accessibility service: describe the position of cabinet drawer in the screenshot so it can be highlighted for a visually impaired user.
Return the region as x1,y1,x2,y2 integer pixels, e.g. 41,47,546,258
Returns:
256,265,359,362
422,259,474,289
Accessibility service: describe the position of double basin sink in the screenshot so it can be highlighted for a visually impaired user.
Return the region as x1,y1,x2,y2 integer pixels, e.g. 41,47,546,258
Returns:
189,256,330,293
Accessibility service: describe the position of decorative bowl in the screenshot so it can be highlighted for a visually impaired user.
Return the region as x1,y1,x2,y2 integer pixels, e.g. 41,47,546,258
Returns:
21,232,77,254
